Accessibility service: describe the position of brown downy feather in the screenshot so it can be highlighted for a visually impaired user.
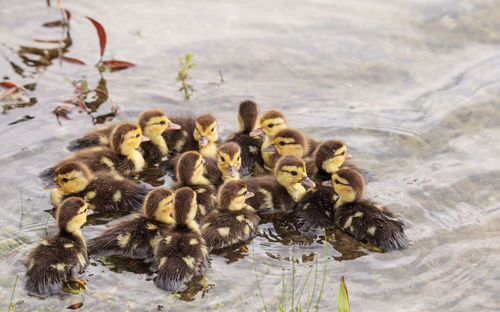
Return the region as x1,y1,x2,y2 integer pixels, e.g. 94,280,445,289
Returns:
66,125,114,151
25,198,88,297
163,116,198,155
153,188,209,291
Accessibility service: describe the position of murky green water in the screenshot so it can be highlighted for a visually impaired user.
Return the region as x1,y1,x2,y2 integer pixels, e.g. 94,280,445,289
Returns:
1,0,499,311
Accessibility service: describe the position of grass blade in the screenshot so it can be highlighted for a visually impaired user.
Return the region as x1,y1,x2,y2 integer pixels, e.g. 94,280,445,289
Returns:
337,276,350,312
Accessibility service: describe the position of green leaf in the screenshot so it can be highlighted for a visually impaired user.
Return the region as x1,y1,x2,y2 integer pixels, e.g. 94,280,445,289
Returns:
337,276,350,312
81,80,88,91
278,304,285,312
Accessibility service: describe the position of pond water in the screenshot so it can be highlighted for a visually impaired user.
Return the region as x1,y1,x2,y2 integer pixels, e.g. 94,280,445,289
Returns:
1,0,499,311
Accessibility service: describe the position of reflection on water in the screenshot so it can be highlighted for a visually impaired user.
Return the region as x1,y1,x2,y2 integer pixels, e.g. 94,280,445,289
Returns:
1,0,500,311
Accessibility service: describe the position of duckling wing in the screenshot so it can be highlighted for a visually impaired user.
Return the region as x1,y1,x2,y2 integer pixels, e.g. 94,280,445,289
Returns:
88,216,166,259
25,234,87,297
66,125,115,151
203,157,223,186
225,133,264,176
295,186,336,229
335,201,408,250
163,116,198,154
153,230,209,291
244,177,295,213
140,141,163,162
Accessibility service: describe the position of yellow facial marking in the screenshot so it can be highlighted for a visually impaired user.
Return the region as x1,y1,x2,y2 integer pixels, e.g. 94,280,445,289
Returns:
260,117,287,138
273,137,303,157
367,226,377,236
56,170,89,195
117,233,131,248
217,150,241,181
218,227,230,237
66,203,88,233
154,196,174,224
113,190,122,202
228,189,247,211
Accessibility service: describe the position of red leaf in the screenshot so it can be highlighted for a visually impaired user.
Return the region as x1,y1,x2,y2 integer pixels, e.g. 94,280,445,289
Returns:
65,9,71,22
60,56,85,65
43,20,63,27
85,16,107,58
67,302,83,310
0,82,18,89
102,60,135,70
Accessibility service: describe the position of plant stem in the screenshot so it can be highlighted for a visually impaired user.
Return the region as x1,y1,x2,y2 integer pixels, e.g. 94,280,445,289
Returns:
252,241,268,312
306,253,318,312
8,274,19,312
315,229,328,311
296,253,317,309
281,267,285,311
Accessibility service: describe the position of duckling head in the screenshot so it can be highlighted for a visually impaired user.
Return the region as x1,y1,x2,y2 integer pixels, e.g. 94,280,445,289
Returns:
314,140,347,174
176,151,209,185
194,114,218,148
275,155,315,201
143,188,175,224
217,142,241,181
172,187,198,230
56,197,88,234
217,180,254,211
53,162,91,195
110,122,143,156
139,109,181,139
323,168,365,207
249,110,287,138
263,128,306,158
237,100,259,133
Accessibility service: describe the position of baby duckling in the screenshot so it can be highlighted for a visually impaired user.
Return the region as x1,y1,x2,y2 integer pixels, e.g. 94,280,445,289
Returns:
164,114,219,158
225,100,264,175
204,142,242,187
244,155,316,213
323,169,409,250
25,197,88,297
66,109,181,153
87,188,174,259
172,151,217,222
153,187,210,291
201,180,260,250
294,140,350,228
250,110,288,171
262,128,313,170
41,122,146,183
48,162,149,213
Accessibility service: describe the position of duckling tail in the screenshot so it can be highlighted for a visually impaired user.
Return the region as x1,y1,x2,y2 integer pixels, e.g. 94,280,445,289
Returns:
39,167,56,184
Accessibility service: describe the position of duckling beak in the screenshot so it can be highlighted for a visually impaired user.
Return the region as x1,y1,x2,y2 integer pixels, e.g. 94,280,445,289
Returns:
43,182,58,190
228,165,237,178
201,158,206,165
300,176,316,188
322,180,333,187
262,144,277,153
199,136,209,147
249,128,264,137
167,122,181,130
347,153,353,159
245,191,255,199
141,136,150,143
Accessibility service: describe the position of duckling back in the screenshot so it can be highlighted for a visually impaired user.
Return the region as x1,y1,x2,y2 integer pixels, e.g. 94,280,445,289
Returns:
66,125,115,151
163,116,198,155
243,176,294,213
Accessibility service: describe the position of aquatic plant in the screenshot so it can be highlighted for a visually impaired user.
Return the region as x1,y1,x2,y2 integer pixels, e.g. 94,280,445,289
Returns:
8,274,19,312
177,53,196,100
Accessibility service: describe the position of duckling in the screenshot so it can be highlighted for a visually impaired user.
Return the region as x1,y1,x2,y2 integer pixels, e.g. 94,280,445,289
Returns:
25,197,88,297
243,155,316,213
262,128,313,170
250,110,288,171
48,162,149,213
153,187,210,291
87,188,174,259
164,114,219,159
204,142,242,186
224,100,264,175
66,109,181,153
323,169,409,250
172,151,217,222
40,122,146,183
201,180,260,250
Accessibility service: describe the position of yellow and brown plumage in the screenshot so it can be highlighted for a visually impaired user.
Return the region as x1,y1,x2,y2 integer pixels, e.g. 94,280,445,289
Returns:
25,197,88,297
153,187,210,291
201,180,260,250
324,169,409,250
87,188,175,259
40,122,146,183
243,155,316,213
204,142,242,187
225,100,264,175
171,151,217,222
262,128,312,170
49,162,149,213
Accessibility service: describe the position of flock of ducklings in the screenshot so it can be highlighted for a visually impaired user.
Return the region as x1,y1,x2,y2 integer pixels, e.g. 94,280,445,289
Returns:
26,100,409,297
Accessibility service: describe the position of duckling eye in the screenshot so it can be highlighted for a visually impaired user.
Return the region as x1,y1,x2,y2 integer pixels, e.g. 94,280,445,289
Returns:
220,156,226,162
237,156,241,161
160,120,166,125
279,141,286,146
211,127,215,132
290,171,297,176
335,179,341,184
135,134,140,138
268,123,275,128
339,151,345,156
61,177,69,182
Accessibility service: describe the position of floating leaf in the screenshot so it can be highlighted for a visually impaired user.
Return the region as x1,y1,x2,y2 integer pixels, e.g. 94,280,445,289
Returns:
101,60,135,70
60,56,85,65
64,9,71,22
337,276,350,312
8,115,35,126
42,20,64,27
0,82,18,89
53,105,72,125
66,302,83,310
85,16,107,58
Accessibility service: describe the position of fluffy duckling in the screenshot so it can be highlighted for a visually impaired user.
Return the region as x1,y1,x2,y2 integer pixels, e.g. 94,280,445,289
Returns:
262,128,313,170
224,100,264,175
25,197,88,297
41,122,146,183
153,187,210,291
164,114,219,159
250,110,288,171
172,151,217,222
323,169,409,250
204,142,242,187
87,188,174,259
243,155,316,213
48,162,148,213
66,109,181,154
201,180,260,250
294,140,353,228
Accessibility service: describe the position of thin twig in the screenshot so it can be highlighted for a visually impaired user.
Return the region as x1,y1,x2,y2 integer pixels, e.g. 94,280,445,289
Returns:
8,274,19,312
251,241,268,312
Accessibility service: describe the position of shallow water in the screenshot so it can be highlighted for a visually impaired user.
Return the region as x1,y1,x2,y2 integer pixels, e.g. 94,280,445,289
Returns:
1,0,499,311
